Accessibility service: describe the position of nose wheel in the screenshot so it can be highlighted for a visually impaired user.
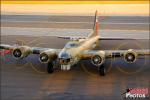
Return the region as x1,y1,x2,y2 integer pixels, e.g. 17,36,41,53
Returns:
47,61,54,73
98,64,106,76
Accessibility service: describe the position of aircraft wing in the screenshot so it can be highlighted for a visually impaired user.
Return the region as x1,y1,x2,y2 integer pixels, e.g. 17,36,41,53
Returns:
0,44,61,63
0,44,61,54
98,37,136,40
58,36,86,40
58,36,135,41
81,49,149,64
82,49,150,58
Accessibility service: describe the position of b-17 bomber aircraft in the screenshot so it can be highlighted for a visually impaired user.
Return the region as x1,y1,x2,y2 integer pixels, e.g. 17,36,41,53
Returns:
0,11,149,76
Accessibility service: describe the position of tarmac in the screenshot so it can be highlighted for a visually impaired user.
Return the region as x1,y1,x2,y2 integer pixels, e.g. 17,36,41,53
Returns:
0,15,150,100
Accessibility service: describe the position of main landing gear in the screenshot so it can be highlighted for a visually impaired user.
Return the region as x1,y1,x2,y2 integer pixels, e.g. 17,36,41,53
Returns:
47,61,54,73
47,61,106,76
98,64,106,76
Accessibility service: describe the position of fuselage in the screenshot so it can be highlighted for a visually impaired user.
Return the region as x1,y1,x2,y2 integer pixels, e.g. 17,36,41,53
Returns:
58,35,100,70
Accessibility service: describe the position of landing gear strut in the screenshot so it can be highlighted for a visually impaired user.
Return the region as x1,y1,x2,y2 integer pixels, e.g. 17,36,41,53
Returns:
47,61,54,73
98,64,106,76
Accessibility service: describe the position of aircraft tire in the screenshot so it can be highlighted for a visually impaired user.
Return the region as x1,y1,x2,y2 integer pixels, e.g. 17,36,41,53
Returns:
47,61,54,74
98,64,106,76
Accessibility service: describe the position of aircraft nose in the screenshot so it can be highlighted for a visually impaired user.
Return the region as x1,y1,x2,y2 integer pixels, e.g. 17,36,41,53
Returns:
59,51,70,59
59,58,71,65
59,52,71,64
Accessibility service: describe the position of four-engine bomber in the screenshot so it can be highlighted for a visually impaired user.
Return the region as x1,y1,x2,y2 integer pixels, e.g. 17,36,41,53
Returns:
0,11,149,76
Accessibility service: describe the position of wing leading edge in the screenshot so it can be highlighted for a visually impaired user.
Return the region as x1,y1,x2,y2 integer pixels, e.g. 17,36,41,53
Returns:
81,49,150,64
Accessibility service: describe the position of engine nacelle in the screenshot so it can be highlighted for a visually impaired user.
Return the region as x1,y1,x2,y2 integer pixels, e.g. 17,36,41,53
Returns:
91,51,105,66
124,49,137,63
39,49,57,63
12,46,31,59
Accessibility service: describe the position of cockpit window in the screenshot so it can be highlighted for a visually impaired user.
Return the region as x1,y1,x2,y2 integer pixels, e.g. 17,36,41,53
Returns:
65,42,78,48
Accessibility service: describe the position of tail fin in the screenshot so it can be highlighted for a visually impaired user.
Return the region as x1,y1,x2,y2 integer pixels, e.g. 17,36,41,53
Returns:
88,10,99,38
